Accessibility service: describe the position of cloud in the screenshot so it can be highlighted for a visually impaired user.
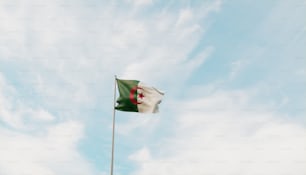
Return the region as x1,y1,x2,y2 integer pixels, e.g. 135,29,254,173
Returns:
0,73,55,129
0,72,102,174
0,0,220,111
0,120,100,175
129,90,306,175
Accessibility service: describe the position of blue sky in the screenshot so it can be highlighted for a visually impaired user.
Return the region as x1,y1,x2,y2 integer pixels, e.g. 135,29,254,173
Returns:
0,0,305,175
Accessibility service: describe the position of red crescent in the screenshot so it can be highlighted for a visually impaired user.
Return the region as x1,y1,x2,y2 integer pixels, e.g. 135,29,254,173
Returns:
129,86,143,105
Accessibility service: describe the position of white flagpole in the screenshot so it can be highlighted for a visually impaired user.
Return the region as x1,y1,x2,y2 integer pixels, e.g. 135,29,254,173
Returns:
110,75,117,175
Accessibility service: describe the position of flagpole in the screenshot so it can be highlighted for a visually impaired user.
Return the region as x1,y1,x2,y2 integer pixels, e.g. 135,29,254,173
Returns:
110,75,117,175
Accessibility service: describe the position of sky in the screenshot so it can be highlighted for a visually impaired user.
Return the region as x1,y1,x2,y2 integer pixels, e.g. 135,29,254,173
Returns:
0,0,305,175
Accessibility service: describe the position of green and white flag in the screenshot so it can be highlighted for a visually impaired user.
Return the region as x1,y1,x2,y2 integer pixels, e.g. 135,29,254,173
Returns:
115,79,164,113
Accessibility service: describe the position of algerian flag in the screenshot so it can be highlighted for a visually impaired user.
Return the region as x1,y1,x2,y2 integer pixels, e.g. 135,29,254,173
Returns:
115,79,164,113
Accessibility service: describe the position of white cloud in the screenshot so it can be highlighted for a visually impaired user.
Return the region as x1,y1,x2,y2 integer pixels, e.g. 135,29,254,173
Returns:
0,121,99,175
0,72,100,174
0,0,304,174
129,90,306,175
0,74,55,129
0,0,223,174
0,0,220,111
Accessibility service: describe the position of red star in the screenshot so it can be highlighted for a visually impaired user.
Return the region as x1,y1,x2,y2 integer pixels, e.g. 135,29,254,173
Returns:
138,93,144,99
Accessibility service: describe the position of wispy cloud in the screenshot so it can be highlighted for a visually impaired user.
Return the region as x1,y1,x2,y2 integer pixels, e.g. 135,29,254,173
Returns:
0,0,221,174
129,89,306,175
0,0,220,109
0,0,305,174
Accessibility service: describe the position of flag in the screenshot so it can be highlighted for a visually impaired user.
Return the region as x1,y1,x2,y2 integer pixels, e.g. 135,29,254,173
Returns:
115,78,164,113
